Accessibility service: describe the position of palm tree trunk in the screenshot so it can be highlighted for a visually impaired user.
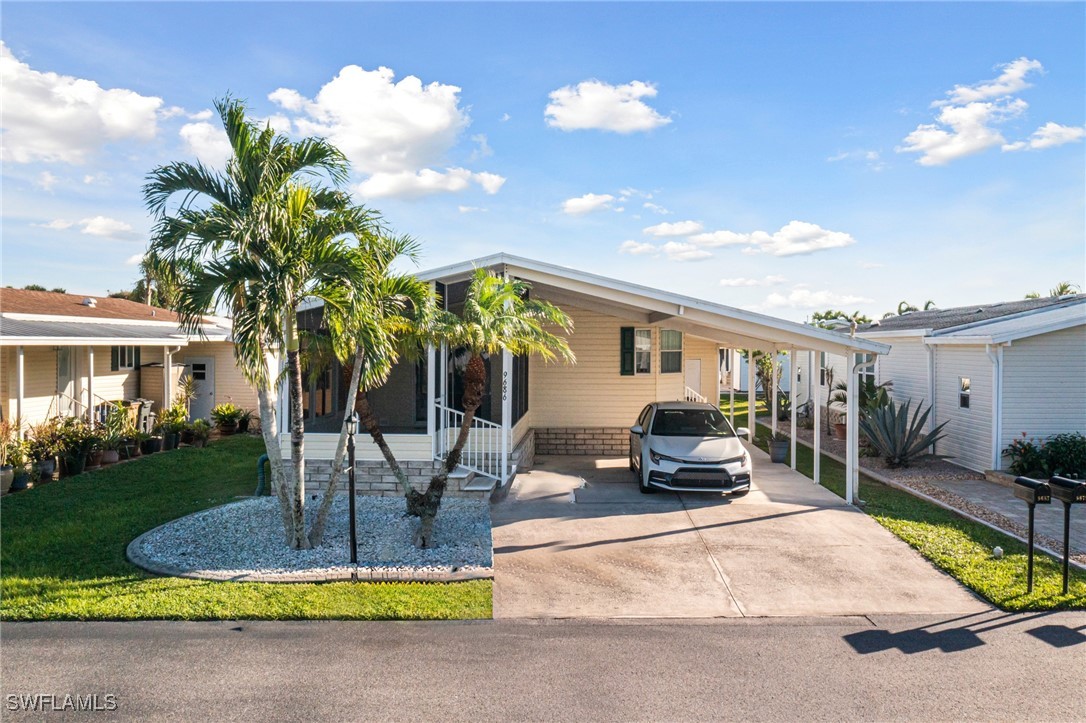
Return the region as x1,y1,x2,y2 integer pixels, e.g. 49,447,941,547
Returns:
357,391,412,494
285,316,310,549
256,385,294,545
307,346,364,548
407,353,485,548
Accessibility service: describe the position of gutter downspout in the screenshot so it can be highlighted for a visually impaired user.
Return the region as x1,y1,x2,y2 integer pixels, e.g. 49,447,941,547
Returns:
985,343,1006,471
165,345,182,410
926,343,937,446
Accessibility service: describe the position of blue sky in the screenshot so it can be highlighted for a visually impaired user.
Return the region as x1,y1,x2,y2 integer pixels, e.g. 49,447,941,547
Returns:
2,2,1083,321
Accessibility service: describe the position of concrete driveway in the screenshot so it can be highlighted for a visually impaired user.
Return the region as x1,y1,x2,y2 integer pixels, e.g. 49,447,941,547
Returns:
491,445,989,618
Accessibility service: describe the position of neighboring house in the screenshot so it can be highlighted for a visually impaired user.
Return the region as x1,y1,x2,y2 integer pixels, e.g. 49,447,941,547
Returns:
794,296,1086,473
0,289,257,428
286,253,888,498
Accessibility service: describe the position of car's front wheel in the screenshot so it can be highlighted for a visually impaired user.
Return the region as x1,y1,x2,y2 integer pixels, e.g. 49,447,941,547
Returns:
638,465,657,494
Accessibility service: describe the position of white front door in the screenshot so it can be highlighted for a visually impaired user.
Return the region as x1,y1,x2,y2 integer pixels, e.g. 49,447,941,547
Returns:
685,359,702,397
184,357,215,421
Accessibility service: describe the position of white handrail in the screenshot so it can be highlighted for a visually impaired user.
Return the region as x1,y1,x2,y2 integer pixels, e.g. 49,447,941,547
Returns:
434,403,505,482
683,386,708,403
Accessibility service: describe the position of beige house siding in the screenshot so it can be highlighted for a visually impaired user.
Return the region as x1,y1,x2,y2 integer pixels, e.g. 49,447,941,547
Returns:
683,335,721,402
530,305,708,429
3,346,59,424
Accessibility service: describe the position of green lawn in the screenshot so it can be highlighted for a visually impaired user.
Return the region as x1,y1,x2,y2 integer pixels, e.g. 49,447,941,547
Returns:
0,436,491,620
721,398,1085,611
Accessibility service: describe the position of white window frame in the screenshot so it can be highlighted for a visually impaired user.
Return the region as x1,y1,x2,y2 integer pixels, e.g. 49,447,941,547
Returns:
117,345,137,370
634,328,652,375
819,352,827,386
959,376,971,409
659,330,683,374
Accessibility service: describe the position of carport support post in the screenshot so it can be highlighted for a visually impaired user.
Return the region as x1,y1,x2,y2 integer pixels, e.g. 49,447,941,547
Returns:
15,346,24,437
811,350,821,486
846,357,858,504
86,346,95,423
770,352,778,436
746,352,755,443
789,349,797,471
426,343,436,457
501,347,512,486
728,350,735,428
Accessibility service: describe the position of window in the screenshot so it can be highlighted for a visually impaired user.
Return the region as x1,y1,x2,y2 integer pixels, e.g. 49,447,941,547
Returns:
819,352,827,386
959,377,971,409
660,330,683,374
110,345,139,371
634,329,652,374
854,353,875,386
622,327,654,375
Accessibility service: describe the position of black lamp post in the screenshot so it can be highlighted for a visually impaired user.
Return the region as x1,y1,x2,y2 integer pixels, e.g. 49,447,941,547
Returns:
346,412,358,565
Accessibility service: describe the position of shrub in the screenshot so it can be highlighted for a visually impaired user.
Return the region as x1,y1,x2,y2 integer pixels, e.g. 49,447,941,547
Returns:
859,399,949,468
210,402,243,427
1042,432,1085,479
1003,433,1046,476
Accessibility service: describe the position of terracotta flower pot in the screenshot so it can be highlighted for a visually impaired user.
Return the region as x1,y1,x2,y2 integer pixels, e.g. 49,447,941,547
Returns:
87,450,104,470
101,449,120,465
833,422,847,441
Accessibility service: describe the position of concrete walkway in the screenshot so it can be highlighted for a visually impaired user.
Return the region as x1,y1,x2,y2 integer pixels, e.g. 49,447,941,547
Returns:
491,446,988,618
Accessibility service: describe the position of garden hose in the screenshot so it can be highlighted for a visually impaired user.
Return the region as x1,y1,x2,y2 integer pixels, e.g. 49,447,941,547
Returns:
255,454,270,496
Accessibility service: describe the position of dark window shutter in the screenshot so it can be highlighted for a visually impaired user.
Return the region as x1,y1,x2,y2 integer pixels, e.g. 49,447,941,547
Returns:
133,347,141,369
111,346,119,372
620,327,635,376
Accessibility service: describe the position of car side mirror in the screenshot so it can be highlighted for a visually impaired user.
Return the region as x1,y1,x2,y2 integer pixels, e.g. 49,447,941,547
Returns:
629,424,644,436
735,427,750,437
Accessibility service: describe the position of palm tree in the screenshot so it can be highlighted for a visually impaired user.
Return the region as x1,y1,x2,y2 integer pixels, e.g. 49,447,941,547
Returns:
897,301,918,315
143,98,377,549
408,269,575,547
305,235,435,547
1050,281,1081,297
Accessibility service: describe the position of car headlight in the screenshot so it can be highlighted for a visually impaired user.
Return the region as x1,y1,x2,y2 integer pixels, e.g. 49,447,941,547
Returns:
649,449,683,464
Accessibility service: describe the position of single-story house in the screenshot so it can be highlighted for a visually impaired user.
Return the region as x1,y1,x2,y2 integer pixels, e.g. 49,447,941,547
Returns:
0,288,257,429
792,296,1086,473
283,253,888,502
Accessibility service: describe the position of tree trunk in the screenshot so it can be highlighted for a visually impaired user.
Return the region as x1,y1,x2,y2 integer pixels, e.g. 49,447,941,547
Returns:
307,346,364,548
285,316,310,550
256,384,294,546
357,391,411,495
406,353,485,548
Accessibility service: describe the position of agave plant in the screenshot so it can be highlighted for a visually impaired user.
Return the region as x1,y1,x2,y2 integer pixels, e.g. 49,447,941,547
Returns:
859,399,949,468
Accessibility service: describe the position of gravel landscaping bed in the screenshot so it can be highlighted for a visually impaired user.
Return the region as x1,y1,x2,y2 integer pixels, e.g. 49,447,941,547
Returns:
129,496,493,582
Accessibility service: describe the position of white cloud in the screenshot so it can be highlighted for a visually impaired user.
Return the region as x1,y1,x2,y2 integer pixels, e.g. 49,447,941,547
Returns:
1003,122,1086,151
897,58,1080,165
499,113,511,122
660,241,712,262
159,105,186,120
618,240,656,255
188,108,214,121
356,167,505,199
179,121,232,168
470,133,493,160
79,215,138,239
689,230,749,248
458,205,487,214
82,173,109,185
744,221,857,257
124,253,145,266
35,171,59,191
643,202,670,215
562,193,615,215
0,41,163,164
270,65,469,175
545,79,671,133
762,288,873,310
643,220,703,237
897,99,1024,166
826,149,886,171
719,275,786,287
858,261,885,270
36,219,74,230
941,57,1043,105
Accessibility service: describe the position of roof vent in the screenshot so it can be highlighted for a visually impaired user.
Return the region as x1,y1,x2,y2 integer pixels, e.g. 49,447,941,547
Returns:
82,297,97,308
1057,293,1078,301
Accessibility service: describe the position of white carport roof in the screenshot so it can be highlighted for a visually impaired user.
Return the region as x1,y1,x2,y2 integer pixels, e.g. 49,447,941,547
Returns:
419,253,889,357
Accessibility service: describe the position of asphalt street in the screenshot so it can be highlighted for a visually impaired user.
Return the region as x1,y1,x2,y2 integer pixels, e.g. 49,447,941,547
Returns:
3,611,1084,722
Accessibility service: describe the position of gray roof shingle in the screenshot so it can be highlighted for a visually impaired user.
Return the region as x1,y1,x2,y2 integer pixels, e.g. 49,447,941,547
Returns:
859,296,1086,333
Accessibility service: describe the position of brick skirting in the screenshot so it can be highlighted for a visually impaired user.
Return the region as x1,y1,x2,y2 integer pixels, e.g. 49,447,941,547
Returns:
534,427,629,456
301,459,483,498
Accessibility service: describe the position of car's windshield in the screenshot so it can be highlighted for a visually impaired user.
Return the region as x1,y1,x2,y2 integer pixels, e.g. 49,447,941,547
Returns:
650,408,736,437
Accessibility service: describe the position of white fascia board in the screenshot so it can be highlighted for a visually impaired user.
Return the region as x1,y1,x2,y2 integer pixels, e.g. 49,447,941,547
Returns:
1,312,182,328
420,252,889,356
0,337,191,347
924,336,994,346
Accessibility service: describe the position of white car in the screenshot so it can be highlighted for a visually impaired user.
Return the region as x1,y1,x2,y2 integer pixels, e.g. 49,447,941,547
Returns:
629,401,752,495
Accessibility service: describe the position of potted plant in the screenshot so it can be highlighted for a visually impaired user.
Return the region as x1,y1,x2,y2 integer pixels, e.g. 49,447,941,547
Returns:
0,420,16,493
237,409,255,434
768,432,790,463
85,436,105,470
100,435,123,465
138,431,160,455
211,402,242,436
26,418,59,480
190,419,212,448
8,439,33,492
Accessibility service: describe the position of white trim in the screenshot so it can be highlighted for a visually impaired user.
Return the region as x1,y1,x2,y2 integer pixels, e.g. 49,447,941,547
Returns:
857,328,932,339
985,343,1006,470
16,346,24,432
0,337,190,347
1,312,183,327
417,253,889,356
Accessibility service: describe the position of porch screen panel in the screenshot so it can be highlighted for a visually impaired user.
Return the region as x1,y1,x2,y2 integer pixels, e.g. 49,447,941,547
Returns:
511,354,529,425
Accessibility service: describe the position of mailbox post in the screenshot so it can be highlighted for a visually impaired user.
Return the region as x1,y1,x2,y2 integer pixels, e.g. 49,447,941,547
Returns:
346,413,358,566
1013,477,1051,593
1048,476,1086,594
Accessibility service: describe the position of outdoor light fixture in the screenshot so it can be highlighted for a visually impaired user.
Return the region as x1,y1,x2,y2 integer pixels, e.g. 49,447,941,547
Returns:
346,413,359,567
